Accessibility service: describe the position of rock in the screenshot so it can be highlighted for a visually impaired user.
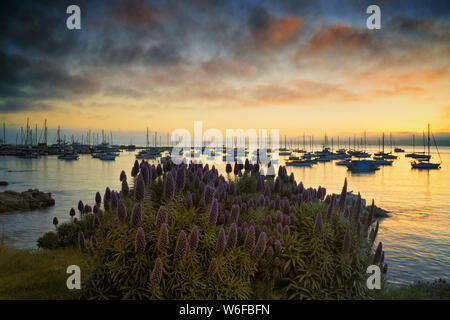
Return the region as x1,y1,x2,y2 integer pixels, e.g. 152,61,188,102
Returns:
366,204,390,218
0,189,55,213
331,191,390,218
0,181,8,186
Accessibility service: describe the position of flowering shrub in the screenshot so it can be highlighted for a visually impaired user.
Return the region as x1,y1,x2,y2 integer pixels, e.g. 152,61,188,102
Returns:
61,159,385,300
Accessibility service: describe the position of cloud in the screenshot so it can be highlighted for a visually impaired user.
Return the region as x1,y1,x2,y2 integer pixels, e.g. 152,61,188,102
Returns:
115,0,159,28
0,99,53,113
243,6,304,51
296,24,372,58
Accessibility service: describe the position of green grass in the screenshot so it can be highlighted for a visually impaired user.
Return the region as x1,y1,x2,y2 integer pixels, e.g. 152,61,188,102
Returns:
0,244,86,299
374,279,450,300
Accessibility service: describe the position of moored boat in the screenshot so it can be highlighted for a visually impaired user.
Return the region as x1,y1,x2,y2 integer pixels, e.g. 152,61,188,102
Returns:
411,124,441,170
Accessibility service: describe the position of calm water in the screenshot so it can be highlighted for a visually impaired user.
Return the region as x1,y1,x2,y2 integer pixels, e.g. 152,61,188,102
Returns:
0,147,449,285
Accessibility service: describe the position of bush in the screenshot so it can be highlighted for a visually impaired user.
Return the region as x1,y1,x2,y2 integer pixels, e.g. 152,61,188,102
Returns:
62,161,386,299
37,214,95,249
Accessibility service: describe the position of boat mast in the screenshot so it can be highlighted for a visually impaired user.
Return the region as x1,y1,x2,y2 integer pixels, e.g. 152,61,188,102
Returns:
364,131,367,152
423,130,426,154
390,132,393,153
44,119,47,145
26,118,29,146
428,123,431,157
382,132,385,154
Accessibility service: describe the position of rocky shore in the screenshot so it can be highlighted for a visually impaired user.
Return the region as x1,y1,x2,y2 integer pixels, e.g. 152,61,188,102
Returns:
0,189,55,213
342,191,390,218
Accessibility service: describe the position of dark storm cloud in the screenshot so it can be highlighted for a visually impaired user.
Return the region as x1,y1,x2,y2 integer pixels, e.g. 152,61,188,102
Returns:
96,41,181,66
0,99,53,113
1,0,449,115
0,50,100,113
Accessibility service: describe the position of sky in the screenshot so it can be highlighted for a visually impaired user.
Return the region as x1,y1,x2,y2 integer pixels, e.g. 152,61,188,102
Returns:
1,0,449,139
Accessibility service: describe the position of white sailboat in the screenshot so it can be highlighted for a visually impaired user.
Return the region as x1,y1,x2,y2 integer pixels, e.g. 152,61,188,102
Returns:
411,124,441,169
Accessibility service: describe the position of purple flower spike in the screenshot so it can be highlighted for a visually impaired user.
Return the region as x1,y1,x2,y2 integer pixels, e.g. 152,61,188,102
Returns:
252,232,267,260
343,229,351,253
226,163,232,174
120,170,127,182
78,231,86,252
189,225,199,251
326,201,334,220
131,160,140,177
117,199,127,220
150,258,163,285
163,172,175,200
104,187,111,203
373,242,383,264
274,239,282,255
313,211,324,235
135,227,146,254
91,235,98,249
368,199,375,226
204,185,216,205
265,245,274,259
78,200,84,213
104,198,110,211
134,174,145,202
176,168,186,191
185,192,193,208
226,222,238,250
231,204,240,222
174,230,188,260
110,191,118,210
244,225,256,252
95,192,102,204
338,178,348,210
158,223,169,251
283,225,290,235
69,208,76,217
121,179,129,197
130,203,143,227
156,206,168,228
216,228,226,255
208,258,218,277
208,198,219,226
93,215,100,228
264,185,271,198
276,211,283,223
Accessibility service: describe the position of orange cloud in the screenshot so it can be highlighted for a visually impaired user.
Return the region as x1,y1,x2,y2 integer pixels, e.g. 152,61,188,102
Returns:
295,23,372,59
116,0,159,28
264,16,304,47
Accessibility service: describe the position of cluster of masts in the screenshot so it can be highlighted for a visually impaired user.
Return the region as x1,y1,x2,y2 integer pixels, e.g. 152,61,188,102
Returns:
0,120,443,170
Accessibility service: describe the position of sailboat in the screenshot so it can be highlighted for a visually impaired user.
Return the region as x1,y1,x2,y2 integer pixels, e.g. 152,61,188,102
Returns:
411,124,441,169
136,128,160,159
405,132,431,160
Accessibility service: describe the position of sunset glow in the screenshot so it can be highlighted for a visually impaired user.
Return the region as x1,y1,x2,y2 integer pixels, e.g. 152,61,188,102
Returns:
1,0,449,135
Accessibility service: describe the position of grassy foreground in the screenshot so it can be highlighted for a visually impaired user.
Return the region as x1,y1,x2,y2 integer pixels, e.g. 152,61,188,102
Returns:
0,243,448,299
0,243,85,299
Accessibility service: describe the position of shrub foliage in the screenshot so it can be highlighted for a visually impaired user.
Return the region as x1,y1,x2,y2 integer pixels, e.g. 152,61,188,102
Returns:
45,160,387,299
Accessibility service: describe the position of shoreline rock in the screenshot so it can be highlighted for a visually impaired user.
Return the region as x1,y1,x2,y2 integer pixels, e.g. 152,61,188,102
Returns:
0,181,8,186
0,189,55,213
331,191,390,218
